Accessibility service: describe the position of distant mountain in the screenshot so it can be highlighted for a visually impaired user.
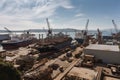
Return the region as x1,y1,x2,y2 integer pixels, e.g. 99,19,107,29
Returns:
0,28,119,33
0,28,81,33
29,28,80,32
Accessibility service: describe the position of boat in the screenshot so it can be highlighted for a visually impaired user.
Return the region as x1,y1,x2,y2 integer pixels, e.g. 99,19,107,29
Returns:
35,19,72,58
0,34,10,42
36,32,72,58
1,31,37,50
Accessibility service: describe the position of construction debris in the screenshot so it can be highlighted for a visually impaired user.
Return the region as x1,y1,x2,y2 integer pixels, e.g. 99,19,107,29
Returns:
15,55,35,71
23,67,53,80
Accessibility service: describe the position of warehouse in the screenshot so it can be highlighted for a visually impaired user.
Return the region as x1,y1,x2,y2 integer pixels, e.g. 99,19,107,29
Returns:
65,67,98,80
84,44,120,64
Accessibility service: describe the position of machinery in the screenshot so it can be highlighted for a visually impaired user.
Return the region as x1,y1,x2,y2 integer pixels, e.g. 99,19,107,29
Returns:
112,20,120,40
112,20,119,34
83,19,90,46
97,28,103,44
46,18,52,37
4,27,14,36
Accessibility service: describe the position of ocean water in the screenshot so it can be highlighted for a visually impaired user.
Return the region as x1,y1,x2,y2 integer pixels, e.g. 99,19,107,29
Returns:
34,32,76,39
0,31,111,39
34,31,111,39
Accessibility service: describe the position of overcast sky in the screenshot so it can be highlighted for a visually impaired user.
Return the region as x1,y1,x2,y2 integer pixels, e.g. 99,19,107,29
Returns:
0,0,120,30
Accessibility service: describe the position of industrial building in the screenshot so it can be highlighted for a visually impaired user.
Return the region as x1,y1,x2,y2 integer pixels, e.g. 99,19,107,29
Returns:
103,76,120,80
84,44,120,64
64,67,98,80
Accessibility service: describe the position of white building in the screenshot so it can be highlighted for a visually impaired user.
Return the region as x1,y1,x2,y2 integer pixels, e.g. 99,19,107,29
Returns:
84,44,120,64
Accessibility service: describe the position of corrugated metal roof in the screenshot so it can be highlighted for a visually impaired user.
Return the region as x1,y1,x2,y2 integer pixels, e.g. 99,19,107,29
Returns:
85,44,119,52
67,67,98,80
104,76,120,80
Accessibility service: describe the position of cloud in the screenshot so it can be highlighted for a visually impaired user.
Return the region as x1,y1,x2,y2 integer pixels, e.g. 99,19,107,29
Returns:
0,0,74,30
0,0,74,18
75,13,84,17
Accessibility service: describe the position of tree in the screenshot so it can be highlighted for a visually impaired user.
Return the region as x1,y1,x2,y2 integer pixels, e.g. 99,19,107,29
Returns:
0,61,21,80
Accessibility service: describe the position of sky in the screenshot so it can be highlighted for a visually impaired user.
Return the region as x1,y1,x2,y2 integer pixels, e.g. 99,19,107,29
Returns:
0,0,120,30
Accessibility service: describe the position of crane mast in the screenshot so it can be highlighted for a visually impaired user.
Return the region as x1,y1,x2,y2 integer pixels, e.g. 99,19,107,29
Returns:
46,18,52,37
85,19,89,34
4,27,13,35
84,19,89,38
112,20,118,33
83,19,89,46
97,28,102,44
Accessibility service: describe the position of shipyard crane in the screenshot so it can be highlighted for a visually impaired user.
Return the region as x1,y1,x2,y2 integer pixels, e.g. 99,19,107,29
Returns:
46,18,52,37
97,28,103,44
112,20,120,40
85,19,89,34
112,20,118,33
83,19,89,36
83,19,89,46
4,27,13,35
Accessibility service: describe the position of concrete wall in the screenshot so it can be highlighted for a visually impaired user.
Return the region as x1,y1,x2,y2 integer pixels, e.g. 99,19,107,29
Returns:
84,49,120,64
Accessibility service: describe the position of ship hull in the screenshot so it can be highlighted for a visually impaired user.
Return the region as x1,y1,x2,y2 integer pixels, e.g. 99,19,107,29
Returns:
0,34,10,41
1,42,19,50
37,37,72,58
1,38,37,50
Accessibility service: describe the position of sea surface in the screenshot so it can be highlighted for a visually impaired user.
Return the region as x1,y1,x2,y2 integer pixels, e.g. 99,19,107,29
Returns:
0,31,112,39
0,32,76,39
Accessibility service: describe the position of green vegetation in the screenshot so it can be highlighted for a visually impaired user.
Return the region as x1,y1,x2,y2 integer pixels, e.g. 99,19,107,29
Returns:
0,60,21,80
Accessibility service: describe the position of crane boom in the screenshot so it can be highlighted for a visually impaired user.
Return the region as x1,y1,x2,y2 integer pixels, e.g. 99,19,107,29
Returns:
46,18,50,31
112,20,118,33
4,27,12,34
97,28,102,44
83,19,89,46
84,19,89,36
46,18,52,37
85,19,89,33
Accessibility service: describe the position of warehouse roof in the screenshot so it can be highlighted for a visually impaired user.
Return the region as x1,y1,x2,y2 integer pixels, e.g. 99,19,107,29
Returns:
104,76,120,80
85,44,119,52
67,67,98,80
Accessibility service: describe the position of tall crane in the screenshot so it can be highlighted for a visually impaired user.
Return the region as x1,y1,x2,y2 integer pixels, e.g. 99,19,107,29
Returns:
112,20,118,33
97,28,102,44
83,19,89,46
85,19,89,34
46,18,52,37
83,19,89,38
4,27,13,35
83,19,89,36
